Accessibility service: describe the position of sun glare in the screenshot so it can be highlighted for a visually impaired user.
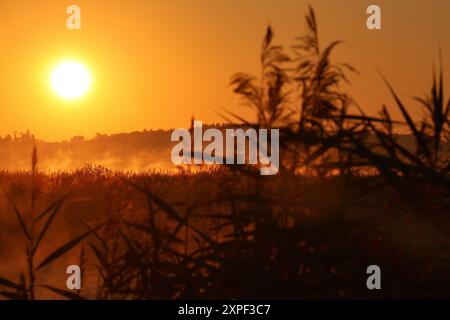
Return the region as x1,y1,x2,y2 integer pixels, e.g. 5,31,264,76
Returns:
51,61,91,99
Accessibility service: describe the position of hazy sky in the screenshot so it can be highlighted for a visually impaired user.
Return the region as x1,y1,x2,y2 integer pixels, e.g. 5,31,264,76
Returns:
0,0,449,140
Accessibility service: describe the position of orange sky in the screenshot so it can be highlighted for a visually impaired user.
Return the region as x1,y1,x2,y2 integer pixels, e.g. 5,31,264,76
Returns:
0,0,449,141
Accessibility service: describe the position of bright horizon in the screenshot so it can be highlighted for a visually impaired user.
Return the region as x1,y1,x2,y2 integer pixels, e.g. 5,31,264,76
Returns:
0,0,449,141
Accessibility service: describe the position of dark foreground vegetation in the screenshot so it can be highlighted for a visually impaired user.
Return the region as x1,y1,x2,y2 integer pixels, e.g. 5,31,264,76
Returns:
0,7,448,299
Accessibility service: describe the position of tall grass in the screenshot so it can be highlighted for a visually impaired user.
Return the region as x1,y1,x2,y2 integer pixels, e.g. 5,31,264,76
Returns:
0,5,449,299
0,146,99,299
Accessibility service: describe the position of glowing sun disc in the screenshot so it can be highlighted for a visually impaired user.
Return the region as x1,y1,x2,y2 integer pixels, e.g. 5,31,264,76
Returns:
51,61,91,99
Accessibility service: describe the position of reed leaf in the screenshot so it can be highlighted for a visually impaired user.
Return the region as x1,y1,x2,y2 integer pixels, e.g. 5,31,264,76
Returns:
0,276,20,290
37,226,100,271
32,195,68,256
2,189,31,240
40,285,86,300
34,192,71,223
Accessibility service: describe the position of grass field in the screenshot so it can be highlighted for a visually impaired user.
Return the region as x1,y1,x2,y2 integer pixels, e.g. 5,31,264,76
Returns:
0,6,448,300
0,163,448,299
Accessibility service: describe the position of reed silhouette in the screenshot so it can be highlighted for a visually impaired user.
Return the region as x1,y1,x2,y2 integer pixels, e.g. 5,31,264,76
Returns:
0,6,449,299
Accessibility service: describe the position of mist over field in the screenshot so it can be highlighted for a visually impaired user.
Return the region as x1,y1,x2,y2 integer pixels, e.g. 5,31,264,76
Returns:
0,130,173,172
1,129,444,173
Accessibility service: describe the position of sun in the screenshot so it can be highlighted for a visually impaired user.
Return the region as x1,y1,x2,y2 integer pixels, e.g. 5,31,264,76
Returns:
51,61,91,99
